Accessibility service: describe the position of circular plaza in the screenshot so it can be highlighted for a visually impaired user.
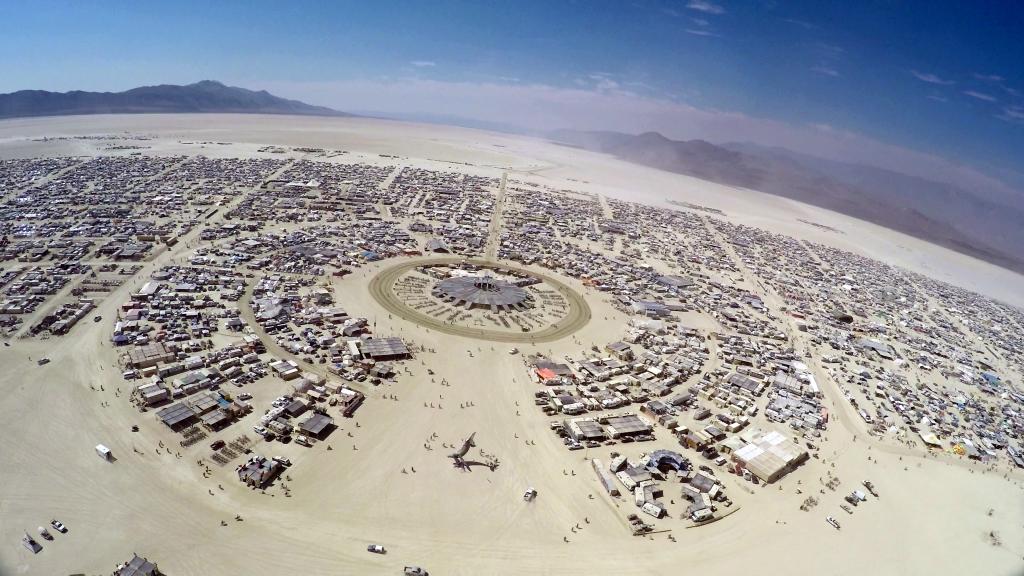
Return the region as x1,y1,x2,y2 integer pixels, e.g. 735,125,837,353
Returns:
368,258,591,342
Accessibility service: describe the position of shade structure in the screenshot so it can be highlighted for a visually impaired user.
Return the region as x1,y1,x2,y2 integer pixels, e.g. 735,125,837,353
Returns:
432,274,532,310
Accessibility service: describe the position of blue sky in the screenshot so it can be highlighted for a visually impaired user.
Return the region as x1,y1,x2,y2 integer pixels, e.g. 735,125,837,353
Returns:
1,0,1022,195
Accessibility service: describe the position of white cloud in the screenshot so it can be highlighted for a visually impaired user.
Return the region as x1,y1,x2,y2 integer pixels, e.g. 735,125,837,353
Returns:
410,61,436,68
997,106,1024,124
259,77,1021,202
974,73,1005,82
781,17,818,30
811,66,840,77
964,90,997,102
686,1,725,15
587,73,621,92
685,28,719,37
911,70,955,85
969,73,1019,99
814,43,846,59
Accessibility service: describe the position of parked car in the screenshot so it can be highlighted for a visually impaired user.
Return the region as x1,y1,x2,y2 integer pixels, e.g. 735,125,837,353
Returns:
50,520,67,533
367,544,386,554
295,435,314,447
210,440,226,451
404,567,428,576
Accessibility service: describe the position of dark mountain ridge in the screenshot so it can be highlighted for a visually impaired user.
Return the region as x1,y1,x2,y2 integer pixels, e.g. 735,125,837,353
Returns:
0,80,349,119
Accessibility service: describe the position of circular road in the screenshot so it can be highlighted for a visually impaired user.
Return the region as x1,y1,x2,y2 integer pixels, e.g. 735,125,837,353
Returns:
368,257,592,343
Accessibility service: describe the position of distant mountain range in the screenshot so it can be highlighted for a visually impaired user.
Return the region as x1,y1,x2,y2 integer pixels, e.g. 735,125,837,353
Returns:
550,130,1024,274
0,80,350,119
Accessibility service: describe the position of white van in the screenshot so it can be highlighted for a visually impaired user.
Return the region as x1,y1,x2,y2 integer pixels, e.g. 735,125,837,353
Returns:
95,444,113,461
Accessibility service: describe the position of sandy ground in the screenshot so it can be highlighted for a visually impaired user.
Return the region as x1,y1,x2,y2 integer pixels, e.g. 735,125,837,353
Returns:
0,114,1022,576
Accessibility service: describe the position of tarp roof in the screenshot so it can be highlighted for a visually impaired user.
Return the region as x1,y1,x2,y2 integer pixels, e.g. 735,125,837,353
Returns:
155,402,196,427
536,367,557,380
299,413,334,436
361,337,409,359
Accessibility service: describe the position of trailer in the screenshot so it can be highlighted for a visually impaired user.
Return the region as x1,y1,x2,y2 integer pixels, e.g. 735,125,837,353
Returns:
633,486,645,507
690,508,714,523
641,501,665,518
591,459,620,496
615,470,637,491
